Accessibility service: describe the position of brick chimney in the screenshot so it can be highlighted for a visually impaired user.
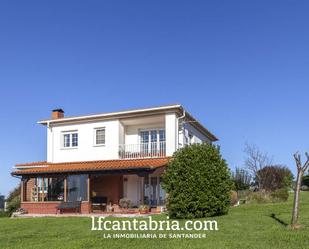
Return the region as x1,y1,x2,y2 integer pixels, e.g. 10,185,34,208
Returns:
51,109,64,119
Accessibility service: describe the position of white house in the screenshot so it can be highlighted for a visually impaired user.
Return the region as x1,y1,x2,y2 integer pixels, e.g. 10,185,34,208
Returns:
12,104,217,214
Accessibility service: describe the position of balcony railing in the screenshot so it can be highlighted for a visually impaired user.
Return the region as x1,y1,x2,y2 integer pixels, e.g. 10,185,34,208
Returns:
119,142,166,159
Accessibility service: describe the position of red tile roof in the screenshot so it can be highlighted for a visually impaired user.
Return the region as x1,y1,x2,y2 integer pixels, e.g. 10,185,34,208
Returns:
12,157,170,176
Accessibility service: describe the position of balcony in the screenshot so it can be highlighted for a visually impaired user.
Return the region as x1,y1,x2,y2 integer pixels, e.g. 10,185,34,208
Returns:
119,142,166,159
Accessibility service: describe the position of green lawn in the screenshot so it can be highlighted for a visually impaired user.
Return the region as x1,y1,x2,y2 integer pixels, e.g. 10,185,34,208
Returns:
1,192,309,249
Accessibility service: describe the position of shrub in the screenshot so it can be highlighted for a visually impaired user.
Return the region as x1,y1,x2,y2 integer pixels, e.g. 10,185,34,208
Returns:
230,191,238,206
237,190,251,200
0,211,9,217
6,186,20,216
163,143,232,219
257,165,293,191
270,188,289,202
139,205,150,212
302,174,309,187
247,189,289,204
247,191,271,204
119,198,131,209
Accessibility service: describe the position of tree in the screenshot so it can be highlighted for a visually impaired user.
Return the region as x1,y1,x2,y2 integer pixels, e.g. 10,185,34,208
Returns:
6,185,20,215
291,152,309,228
231,167,251,191
163,143,232,219
244,143,272,189
257,165,293,191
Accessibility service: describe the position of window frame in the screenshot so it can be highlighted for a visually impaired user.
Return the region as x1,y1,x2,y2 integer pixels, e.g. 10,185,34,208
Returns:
93,127,106,146
139,128,165,144
61,130,79,149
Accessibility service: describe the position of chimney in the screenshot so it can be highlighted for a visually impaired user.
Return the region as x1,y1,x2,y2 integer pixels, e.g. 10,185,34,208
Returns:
51,109,64,119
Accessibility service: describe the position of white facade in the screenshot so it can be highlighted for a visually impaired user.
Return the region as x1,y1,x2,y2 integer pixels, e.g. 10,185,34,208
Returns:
47,120,122,162
43,105,216,163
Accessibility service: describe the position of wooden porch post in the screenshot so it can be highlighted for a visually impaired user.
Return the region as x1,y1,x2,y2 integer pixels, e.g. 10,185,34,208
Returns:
20,179,24,202
36,178,39,202
87,174,91,202
64,177,67,202
140,176,144,205
41,177,44,202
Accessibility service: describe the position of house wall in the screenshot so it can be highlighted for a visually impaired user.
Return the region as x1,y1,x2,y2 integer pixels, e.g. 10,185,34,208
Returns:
91,175,123,205
47,120,121,163
46,111,212,163
183,123,212,145
124,123,165,145
24,178,35,202
165,113,177,156
123,175,141,207
21,202,90,214
47,113,180,162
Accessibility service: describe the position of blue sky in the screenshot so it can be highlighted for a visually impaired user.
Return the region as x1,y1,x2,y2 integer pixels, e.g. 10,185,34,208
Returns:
1,1,309,196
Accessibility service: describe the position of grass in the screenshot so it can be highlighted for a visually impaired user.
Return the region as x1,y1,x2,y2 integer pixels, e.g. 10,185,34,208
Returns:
1,192,309,249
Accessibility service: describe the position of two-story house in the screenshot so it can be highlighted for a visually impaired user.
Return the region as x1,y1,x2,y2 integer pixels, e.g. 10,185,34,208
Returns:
12,104,217,214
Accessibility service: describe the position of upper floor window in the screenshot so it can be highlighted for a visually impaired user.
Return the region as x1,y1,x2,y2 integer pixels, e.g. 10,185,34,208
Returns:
62,131,78,148
94,127,105,146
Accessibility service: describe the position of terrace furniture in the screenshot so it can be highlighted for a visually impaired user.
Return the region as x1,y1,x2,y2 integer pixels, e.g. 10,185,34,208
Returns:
91,196,107,212
56,201,81,214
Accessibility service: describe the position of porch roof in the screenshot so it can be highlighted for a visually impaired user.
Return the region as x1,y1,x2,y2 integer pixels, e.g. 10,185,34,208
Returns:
12,157,170,176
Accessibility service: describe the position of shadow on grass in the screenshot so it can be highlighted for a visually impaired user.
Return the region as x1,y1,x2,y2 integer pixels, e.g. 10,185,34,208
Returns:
270,213,288,227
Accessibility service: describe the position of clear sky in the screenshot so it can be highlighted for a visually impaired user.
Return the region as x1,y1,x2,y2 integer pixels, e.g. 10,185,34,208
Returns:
1,1,309,196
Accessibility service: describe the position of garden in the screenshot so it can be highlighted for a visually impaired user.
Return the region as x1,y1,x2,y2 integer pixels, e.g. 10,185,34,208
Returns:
1,192,309,249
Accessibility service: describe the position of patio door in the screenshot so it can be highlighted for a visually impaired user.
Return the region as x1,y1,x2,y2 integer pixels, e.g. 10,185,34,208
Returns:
140,129,165,157
143,175,166,207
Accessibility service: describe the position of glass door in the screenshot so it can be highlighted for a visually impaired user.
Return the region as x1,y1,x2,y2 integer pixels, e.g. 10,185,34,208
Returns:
150,130,158,156
140,131,149,156
150,177,158,206
143,176,165,207
140,129,165,157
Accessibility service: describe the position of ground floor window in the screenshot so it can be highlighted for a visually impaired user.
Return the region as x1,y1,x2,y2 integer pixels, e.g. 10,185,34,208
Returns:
23,175,87,202
67,174,88,201
46,177,64,201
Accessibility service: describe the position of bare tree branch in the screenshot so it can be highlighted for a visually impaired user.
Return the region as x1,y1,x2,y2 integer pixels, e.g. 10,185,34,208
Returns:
244,143,272,189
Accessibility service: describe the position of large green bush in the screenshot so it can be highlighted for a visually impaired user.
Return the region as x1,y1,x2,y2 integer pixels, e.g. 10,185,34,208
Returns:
163,143,232,219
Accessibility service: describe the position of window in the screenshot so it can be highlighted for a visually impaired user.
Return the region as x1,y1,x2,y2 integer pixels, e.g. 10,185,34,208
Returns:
72,133,78,147
36,177,48,194
67,175,88,201
140,129,165,152
64,134,70,147
46,177,64,201
32,177,64,202
94,128,105,145
62,131,78,148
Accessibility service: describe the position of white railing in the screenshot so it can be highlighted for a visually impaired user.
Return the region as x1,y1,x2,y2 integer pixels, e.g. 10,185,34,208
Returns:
119,142,166,159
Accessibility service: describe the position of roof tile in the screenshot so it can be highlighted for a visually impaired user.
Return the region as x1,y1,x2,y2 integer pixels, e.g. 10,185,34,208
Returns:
12,157,170,175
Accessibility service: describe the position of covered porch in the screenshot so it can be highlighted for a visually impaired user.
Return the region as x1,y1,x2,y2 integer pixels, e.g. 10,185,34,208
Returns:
13,158,169,214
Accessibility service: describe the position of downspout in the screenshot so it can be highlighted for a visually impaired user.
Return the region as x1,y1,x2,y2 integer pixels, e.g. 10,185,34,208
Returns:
176,110,186,149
